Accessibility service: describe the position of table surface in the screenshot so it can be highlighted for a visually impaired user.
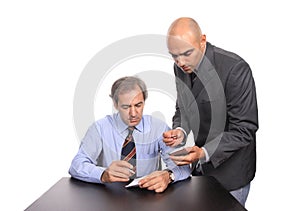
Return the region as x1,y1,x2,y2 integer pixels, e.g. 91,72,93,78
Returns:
25,176,246,211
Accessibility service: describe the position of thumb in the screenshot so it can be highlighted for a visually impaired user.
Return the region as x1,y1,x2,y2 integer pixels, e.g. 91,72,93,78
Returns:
185,147,193,152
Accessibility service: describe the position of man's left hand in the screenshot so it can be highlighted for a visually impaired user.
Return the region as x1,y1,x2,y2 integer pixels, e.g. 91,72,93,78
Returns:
169,146,204,165
138,171,170,193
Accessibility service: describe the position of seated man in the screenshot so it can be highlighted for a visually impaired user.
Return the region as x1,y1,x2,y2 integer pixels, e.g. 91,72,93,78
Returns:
69,76,191,192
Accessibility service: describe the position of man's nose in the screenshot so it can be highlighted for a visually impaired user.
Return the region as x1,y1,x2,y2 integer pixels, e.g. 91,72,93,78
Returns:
129,106,136,116
176,56,185,67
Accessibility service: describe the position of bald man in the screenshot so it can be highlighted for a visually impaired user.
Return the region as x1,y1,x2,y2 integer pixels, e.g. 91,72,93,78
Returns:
163,17,258,207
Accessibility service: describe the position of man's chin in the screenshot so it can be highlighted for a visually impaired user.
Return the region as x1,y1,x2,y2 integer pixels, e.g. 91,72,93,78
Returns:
181,67,193,74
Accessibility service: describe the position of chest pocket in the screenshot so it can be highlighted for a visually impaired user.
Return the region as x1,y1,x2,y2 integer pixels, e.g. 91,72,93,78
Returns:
135,141,161,177
136,142,159,160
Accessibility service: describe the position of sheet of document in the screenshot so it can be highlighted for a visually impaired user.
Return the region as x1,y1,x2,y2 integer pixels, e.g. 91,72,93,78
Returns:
125,176,146,188
169,147,189,156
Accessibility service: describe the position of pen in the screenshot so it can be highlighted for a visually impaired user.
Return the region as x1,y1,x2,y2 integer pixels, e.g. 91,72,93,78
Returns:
129,169,135,174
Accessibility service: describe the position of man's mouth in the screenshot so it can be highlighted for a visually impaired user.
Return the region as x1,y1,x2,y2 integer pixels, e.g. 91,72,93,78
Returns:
130,118,139,123
182,66,190,72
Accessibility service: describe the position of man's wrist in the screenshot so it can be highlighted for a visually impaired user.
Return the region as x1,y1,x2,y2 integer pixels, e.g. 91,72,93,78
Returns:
175,127,187,146
100,170,107,183
175,127,187,138
201,147,209,163
164,169,175,183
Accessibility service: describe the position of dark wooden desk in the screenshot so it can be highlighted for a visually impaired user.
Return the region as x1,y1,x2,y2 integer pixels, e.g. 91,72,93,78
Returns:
25,176,246,211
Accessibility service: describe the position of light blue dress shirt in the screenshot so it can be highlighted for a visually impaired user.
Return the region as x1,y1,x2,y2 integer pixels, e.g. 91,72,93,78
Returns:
69,113,191,183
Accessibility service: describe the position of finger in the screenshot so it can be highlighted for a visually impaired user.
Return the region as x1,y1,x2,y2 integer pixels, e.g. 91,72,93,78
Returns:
169,141,180,147
103,170,130,183
163,136,174,142
139,176,150,186
163,130,177,139
173,132,181,139
153,181,168,193
108,169,130,179
147,182,161,191
139,173,159,186
169,155,192,165
155,186,166,193
139,177,156,188
184,146,193,152
113,161,135,176
145,179,167,193
163,131,171,138
169,158,191,165
174,129,184,137
164,139,175,146
168,135,184,147
109,166,133,178
169,155,186,161
110,176,131,182
175,161,190,165
116,160,134,169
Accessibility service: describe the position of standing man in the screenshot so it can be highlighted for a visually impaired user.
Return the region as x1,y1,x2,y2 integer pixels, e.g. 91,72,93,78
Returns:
69,76,190,193
163,17,258,206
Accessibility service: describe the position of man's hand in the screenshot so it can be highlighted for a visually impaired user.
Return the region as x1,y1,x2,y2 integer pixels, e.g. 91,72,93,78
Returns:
138,171,170,193
163,129,184,147
169,146,205,165
101,160,135,183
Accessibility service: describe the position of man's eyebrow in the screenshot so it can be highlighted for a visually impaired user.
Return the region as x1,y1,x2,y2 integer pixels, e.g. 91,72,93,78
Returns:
169,51,178,57
181,48,194,55
169,48,194,57
134,101,143,106
120,101,143,107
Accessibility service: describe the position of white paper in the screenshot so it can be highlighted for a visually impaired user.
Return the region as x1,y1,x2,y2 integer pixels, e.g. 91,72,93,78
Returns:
125,176,146,188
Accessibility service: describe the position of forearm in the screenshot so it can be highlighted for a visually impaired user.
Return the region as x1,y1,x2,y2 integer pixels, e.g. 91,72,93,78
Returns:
172,104,190,136
204,126,257,168
69,148,105,183
167,164,191,182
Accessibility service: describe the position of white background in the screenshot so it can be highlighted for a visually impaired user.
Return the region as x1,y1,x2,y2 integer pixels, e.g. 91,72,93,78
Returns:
1,1,299,210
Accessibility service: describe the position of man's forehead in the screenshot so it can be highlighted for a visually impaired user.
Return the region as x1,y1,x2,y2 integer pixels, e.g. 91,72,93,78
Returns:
168,36,193,50
118,90,143,104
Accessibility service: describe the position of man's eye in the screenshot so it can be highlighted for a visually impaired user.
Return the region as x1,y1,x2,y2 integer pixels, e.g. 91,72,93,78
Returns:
183,50,193,57
171,54,178,59
121,105,130,109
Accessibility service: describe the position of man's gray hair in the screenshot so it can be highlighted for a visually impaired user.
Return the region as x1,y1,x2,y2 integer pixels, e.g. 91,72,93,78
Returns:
110,76,148,104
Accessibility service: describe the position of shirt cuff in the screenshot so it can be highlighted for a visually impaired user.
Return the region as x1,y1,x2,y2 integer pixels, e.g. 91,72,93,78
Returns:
195,147,210,172
201,147,210,163
175,127,187,146
175,127,187,138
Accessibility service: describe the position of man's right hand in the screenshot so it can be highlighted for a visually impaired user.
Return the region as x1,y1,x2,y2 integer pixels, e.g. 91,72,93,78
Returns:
163,129,184,147
101,160,135,183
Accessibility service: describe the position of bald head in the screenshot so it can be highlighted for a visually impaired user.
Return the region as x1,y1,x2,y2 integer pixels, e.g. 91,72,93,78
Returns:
167,17,202,43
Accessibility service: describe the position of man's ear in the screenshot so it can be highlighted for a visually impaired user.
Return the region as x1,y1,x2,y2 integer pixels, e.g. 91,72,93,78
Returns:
113,100,118,110
200,34,206,48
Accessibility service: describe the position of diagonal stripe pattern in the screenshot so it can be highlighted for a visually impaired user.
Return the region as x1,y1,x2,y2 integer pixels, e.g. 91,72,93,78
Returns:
121,126,136,167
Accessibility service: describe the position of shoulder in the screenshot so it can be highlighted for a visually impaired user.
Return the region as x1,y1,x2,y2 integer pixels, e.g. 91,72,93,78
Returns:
92,115,115,130
208,42,242,61
207,42,252,81
142,115,170,131
208,42,249,68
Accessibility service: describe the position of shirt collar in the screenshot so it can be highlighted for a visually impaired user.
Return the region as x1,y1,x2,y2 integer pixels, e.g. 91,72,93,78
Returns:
114,113,145,134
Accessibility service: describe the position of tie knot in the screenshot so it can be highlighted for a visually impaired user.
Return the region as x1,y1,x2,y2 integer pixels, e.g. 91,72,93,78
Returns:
128,126,134,134
191,71,197,81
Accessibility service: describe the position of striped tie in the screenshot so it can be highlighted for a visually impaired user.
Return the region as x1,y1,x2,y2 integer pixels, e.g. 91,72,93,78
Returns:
121,126,136,167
